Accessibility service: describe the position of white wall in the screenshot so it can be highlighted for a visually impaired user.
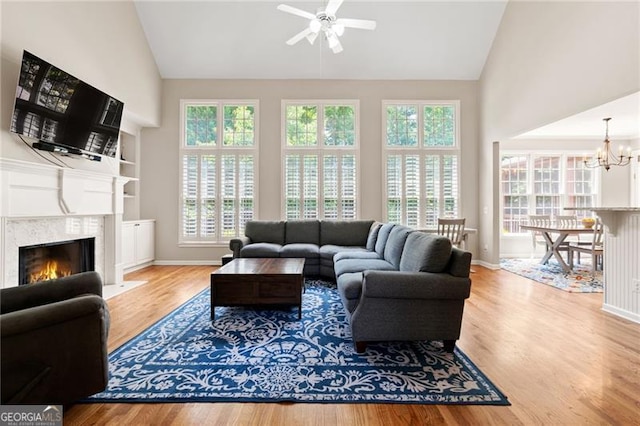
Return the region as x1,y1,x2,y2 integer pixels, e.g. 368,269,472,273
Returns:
479,1,640,266
632,143,640,206
141,79,480,263
0,0,161,171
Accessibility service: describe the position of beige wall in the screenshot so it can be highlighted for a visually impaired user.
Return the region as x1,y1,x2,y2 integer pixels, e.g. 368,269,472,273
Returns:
479,1,640,266
1,0,161,170
141,79,480,263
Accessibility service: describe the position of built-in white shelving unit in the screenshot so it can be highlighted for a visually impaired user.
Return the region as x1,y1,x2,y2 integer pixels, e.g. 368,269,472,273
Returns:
117,130,155,273
119,131,140,221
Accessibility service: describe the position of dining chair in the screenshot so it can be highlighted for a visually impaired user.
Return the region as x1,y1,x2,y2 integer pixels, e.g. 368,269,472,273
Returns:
527,214,551,257
555,215,579,228
554,215,581,260
568,219,603,273
437,218,466,249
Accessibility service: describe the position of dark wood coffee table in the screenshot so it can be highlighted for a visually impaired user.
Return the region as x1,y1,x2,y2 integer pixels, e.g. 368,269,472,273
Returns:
210,258,305,320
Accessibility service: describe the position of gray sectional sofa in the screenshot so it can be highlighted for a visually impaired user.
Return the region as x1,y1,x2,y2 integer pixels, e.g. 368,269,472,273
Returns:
229,219,375,277
229,220,472,352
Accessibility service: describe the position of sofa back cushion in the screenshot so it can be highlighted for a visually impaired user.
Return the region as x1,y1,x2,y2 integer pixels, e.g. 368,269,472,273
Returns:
286,220,320,244
365,222,382,250
245,221,285,245
383,225,413,269
320,220,373,246
374,223,396,256
399,232,452,273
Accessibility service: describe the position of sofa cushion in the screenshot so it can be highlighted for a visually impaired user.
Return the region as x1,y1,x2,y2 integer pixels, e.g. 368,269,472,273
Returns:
365,222,383,250
285,220,320,244
374,223,396,256
399,232,453,273
280,243,320,258
334,259,395,277
383,225,413,269
320,220,373,246
240,243,282,257
333,251,382,262
319,245,368,260
245,221,285,245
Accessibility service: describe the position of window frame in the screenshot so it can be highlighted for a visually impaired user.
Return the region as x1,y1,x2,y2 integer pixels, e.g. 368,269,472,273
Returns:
178,99,259,246
500,150,599,236
382,100,461,228
280,99,361,220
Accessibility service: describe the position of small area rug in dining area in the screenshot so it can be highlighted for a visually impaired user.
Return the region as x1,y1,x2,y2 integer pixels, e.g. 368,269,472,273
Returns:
500,258,603,293
86,279,508,405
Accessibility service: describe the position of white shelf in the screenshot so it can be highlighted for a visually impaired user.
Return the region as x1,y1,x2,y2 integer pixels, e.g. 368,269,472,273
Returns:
119,131,140,221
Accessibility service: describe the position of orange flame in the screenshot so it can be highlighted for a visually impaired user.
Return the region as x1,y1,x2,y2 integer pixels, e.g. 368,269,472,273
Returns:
29,260,72,284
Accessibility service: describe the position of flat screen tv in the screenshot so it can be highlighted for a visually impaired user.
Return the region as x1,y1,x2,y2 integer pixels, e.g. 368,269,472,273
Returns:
10,50,124,159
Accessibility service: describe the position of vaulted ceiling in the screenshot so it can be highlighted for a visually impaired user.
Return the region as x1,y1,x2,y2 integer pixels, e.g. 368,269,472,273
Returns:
133,1,638,139
134,1,507,80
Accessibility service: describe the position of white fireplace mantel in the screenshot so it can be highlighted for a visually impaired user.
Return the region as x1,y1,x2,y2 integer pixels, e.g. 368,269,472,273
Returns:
0,158,130,218
0,158,130,287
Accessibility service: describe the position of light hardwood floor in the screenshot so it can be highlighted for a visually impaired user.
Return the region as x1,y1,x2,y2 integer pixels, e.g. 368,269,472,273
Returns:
65,265,640,425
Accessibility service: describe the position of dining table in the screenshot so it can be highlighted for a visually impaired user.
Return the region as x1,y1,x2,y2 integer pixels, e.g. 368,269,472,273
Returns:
519,224,595,272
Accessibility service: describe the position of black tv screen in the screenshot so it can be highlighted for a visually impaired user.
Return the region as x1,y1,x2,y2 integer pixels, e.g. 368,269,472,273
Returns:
10,50,124,158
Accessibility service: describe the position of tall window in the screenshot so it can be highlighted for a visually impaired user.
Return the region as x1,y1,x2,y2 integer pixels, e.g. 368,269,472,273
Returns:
500,153,596,234
282,101,359,220
383,101,460,228
180,100,258,244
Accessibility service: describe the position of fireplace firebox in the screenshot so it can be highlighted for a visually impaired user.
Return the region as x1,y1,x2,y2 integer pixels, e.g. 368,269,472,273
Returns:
18,238,95,285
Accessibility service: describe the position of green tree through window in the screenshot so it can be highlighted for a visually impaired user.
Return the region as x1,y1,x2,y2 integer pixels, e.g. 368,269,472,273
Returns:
180,100,257,243
283,101,359,219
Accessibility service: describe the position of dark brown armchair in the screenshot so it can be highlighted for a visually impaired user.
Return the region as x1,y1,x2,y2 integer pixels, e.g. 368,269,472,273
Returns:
0,271,110,404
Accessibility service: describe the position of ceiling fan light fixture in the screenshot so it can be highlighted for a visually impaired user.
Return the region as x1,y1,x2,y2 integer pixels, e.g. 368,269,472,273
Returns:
309,19,322,33
278,0,376,53
306,31,319,45
327,33,339,49
332,22,345,36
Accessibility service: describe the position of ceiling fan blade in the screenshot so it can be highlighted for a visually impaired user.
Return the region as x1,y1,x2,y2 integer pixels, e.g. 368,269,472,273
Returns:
286,27,313,45
325,0,344,15
277,4,316,20
335,18,377,31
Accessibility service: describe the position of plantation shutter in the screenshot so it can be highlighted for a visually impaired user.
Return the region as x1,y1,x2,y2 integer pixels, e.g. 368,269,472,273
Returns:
182,154,198,238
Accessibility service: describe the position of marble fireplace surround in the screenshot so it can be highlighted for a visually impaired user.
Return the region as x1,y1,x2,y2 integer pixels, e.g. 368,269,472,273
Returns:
3,217,105,286
0,158,128,288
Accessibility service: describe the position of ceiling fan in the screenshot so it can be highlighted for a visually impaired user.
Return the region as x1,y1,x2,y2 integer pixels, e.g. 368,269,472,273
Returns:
277,0,377,53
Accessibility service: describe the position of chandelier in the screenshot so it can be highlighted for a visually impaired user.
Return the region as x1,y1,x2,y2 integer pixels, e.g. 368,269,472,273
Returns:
584,118,632,171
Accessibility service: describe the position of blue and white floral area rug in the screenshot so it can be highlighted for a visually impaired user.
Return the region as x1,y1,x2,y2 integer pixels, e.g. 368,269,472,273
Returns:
87,280,509,405
500,258,603,293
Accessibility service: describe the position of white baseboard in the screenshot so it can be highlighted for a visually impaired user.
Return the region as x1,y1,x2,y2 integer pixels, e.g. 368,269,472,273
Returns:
474,260,500,270
153,260,221,266
602,304,640,324
123,261,154,274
